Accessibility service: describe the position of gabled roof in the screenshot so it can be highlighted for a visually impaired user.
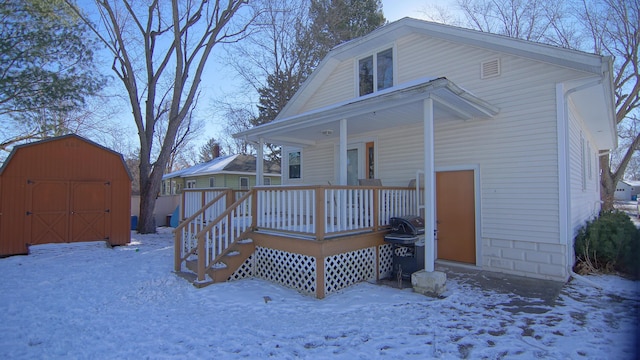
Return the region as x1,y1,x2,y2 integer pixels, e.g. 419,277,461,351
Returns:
163,154,281,180
0,134,132,180
280,17,613,120
271,17,616,150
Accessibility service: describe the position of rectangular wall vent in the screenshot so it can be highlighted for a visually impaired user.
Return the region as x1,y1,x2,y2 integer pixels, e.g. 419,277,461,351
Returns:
481,58,501,79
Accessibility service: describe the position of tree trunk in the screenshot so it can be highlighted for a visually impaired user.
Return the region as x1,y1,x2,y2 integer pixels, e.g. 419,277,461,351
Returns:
600,154,616,211
138,185,158,233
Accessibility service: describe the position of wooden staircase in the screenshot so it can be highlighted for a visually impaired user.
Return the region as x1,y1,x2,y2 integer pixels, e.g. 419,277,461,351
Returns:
185,238,255,287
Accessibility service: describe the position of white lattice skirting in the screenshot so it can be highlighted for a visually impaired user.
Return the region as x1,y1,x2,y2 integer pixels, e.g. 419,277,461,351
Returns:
253,246,317,295
324,247,377,296
378,244,393,280
228,254,254,281
228,244,394,298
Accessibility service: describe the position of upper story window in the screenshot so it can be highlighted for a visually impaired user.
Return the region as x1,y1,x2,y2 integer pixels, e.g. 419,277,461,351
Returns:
359,47,394,96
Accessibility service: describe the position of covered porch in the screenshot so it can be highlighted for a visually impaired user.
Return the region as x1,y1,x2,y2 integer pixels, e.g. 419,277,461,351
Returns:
234,77,498,277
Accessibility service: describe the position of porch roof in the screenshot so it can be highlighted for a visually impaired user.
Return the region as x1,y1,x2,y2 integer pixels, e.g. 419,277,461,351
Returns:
234,77,499,147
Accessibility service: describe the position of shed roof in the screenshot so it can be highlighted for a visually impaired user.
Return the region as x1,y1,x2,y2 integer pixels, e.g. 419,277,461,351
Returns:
0,134,132,180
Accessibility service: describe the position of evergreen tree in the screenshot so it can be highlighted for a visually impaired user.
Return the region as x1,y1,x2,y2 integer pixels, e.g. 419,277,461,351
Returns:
308,0,386,66
0,0,104,149
199,137,225,163
251,0,386,161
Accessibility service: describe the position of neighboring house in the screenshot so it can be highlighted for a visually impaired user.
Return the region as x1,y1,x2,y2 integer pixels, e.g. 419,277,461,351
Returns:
175,18,616,298
161,154,281,195
614,180,640,201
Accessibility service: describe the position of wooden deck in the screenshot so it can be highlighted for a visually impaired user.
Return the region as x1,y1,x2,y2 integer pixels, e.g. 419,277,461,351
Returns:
174,185,421,298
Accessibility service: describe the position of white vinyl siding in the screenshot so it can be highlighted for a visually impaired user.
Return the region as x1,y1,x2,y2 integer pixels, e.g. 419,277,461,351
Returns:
292,143,335,185
286,31,603,280
299,61,354,113
568,101,600,236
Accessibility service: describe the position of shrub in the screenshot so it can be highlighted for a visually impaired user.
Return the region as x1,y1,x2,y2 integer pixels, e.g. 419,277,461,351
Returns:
574,211,640,278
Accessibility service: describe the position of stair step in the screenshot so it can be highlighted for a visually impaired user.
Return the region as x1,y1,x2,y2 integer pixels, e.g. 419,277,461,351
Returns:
227,251,240,257
237,238,253,244
212,262,227,269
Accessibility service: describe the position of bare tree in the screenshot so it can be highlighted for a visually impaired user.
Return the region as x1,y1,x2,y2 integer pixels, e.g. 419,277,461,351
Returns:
65,0,255,233
449,0,639,210
220,101,254,154
579,0,640,209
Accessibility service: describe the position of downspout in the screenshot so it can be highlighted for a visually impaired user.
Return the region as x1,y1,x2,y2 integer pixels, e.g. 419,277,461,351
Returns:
558,79,604,289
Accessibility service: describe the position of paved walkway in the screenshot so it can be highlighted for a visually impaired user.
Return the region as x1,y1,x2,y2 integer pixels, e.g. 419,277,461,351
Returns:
435,263,564,314
378,262,565,314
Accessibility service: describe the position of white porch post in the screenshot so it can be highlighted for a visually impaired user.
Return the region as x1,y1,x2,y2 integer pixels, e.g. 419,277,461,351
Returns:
423,98,436,272
411,97,445,297
339,119,348,185
256,138,264,185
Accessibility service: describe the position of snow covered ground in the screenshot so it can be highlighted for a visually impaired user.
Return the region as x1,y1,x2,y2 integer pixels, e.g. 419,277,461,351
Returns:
1,228,638,359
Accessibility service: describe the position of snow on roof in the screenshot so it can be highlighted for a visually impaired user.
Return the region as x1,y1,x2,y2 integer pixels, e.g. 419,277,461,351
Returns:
163,154,239,180
620,180,640,187
162,154,281,180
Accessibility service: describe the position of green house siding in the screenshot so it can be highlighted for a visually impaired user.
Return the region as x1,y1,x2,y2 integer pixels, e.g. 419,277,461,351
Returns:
180,174,281,191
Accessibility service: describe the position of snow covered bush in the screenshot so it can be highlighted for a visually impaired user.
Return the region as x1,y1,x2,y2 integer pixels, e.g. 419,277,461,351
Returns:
574,211,640,279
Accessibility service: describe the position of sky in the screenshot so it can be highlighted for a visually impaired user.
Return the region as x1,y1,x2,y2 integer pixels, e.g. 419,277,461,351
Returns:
382,0,448,21
199,0,458,151
85,0,461,158
0,229,638,359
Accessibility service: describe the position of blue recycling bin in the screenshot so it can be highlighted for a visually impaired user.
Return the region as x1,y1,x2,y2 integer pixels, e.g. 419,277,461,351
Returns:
131,215,138,230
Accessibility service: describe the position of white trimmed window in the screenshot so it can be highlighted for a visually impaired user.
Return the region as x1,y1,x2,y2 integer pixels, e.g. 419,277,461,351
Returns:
263,177,271,185
186,180,196,189
209,177,215,188
358,47,394,96
239,177,249,190
287,149,302,180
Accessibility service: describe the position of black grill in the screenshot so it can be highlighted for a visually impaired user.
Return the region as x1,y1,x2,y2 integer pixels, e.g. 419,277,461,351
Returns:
384,215,425,279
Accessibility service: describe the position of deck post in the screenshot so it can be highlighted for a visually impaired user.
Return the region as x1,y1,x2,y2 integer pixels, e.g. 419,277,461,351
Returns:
197,234,206,282
174,231,181,272
251,189,258,229
315,187,325,241
373,188,379,231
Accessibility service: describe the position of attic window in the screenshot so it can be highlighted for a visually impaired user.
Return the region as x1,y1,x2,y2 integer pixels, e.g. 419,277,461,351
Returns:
359,47,394,96
481,58,501,79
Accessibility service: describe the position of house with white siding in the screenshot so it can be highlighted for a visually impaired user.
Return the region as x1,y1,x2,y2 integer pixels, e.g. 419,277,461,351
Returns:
175,18,616,298
614,180,640,201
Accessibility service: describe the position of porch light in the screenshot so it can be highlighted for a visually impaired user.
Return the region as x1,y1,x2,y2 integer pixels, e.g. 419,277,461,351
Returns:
321,129,333,136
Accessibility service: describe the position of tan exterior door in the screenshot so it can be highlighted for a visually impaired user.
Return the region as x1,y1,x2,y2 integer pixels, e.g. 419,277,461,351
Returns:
436,170,476,264
70,181,110,242
25,181,69,244
25,180,110,245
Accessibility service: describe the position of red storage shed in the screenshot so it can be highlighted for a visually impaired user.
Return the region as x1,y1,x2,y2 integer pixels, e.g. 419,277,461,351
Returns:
0,134,132,256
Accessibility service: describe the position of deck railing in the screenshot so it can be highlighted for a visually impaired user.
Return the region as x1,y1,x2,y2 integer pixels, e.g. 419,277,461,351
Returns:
175,185,419,280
